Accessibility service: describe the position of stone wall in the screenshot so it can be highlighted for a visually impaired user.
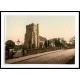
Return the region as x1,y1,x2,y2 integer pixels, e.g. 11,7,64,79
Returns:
23,47,59,56
5,47,60,59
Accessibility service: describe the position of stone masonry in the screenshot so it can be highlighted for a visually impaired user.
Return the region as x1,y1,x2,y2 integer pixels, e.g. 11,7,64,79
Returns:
24,23,39,49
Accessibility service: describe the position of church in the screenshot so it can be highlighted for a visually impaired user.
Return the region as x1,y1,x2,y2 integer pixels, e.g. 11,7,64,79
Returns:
24,23,47,49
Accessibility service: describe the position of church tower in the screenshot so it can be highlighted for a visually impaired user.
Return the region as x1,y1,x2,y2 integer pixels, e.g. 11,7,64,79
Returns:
24,23,39,49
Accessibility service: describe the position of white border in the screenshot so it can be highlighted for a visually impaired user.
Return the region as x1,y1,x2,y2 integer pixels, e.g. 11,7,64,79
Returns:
1,12,79,68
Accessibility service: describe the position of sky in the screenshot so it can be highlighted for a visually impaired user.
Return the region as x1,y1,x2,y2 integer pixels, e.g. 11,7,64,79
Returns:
6,15,75,44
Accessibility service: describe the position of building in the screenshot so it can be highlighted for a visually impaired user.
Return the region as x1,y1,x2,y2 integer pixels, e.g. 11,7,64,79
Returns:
24,23,47,49
24,23,39,49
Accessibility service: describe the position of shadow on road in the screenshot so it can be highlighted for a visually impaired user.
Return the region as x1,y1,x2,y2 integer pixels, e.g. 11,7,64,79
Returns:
66,56,75,64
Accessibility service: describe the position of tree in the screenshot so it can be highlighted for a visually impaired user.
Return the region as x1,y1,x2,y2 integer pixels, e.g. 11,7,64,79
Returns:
52,38,61,48
60,38,67,49
52,38,67,49
6,40,15,49
5,40,15,59
69,36,75,48
47,40,50,47
44,40,47,48
5,45,9,59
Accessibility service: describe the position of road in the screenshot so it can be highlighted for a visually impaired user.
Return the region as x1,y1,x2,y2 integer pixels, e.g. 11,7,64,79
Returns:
14,49,75,64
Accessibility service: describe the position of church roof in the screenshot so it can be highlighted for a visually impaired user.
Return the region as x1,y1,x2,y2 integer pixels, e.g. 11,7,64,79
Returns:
39,36,47,41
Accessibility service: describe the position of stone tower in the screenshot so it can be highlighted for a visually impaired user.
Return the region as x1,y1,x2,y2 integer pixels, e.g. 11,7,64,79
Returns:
24,23,39,49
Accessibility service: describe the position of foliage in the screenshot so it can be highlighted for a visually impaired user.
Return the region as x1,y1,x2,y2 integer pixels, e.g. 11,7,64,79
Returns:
6,40,15,49
52,38,60,48
69,36,75,47
52,38,67,49
47,40,50,47
44,40,47,48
